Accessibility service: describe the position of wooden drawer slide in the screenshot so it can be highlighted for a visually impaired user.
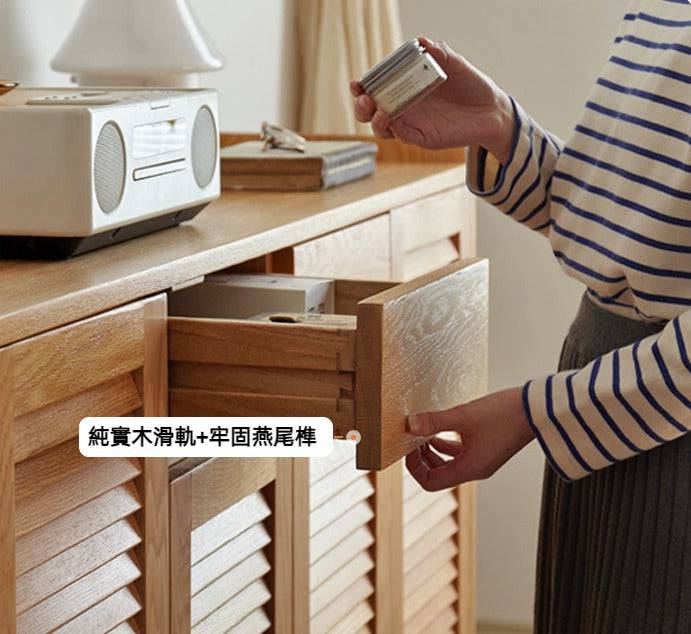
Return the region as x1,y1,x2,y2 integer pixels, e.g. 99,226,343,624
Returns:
169,259,488,470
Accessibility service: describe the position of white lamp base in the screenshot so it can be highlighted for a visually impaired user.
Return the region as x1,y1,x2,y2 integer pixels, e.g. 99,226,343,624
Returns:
74,73,202,88
53,0,223,88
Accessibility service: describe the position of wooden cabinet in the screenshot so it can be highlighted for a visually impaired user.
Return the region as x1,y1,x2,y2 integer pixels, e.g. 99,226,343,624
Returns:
0,149,483,633
273,185,477,284
169,457,292,634
274,214,392,281
390,186,476,281
169,259,488,471
0,295,169,633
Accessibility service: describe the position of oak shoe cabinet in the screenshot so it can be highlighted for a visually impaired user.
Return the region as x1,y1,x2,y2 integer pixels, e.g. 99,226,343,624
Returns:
0,139,485,633
0,296,170,632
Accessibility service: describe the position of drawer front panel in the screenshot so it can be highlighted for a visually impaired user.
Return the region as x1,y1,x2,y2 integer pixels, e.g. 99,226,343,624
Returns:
356,258,489,469
391,187,466,254
275,214,391,281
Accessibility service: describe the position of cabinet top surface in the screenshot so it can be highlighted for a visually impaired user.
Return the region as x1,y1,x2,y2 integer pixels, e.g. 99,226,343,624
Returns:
0,161,464,347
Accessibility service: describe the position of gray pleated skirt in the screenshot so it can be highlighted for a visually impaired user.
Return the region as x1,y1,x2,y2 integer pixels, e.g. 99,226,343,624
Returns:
535,293,691,634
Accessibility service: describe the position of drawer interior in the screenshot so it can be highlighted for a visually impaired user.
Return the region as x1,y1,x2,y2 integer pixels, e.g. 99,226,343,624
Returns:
169,260,488,470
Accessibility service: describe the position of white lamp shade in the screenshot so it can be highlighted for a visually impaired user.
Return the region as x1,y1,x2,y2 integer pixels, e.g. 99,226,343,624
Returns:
52,0,225,85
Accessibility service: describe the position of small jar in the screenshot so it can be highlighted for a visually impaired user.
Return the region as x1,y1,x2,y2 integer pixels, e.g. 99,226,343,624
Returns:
360,39,447,120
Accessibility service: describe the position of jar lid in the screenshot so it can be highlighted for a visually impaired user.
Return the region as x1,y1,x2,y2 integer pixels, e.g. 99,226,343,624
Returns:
360,39,425,93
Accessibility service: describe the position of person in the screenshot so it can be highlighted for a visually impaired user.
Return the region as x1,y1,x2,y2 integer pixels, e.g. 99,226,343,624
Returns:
352,1,689,632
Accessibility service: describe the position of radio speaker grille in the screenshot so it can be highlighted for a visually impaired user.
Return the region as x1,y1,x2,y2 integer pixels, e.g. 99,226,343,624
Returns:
94,122,126,214
191,106,217,188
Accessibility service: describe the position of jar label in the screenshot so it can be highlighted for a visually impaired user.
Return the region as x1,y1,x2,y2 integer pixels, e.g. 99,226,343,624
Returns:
373,59,440,117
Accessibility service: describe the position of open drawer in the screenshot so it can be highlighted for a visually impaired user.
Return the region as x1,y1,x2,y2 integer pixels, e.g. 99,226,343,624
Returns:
168,259,488,470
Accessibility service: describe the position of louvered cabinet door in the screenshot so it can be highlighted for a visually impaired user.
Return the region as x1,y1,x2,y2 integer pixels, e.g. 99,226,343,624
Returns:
308,442,376,634
0,295,169,633
169,457,292,634
402,470,476,634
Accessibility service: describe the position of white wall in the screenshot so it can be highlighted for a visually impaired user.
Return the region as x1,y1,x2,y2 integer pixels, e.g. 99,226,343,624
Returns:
398,0,630,627
195,0,297,129
0,0,296,130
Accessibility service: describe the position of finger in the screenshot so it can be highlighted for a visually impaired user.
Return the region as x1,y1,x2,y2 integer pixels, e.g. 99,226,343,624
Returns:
350,80,364,97
371,110,393,138
407,403,466,437
417,36,449,68
415,455,473,491
406,446,432,486
421,442,446,468
354,94,376,122
429,436,464,457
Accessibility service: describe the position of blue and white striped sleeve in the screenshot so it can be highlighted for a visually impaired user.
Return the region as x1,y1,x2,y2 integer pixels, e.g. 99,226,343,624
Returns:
524,311,691,481
466,97,563,235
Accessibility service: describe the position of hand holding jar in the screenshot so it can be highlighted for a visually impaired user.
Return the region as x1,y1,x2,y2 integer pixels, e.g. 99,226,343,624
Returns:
351,37,514,164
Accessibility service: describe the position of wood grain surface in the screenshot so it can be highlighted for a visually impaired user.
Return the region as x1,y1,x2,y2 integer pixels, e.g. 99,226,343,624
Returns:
16,518,141,613
8,302,145,417
310,550,374,616
310,500,374,564
403,562,457,624
0,162,464,347
0,296,170,634
389,187,466,254
404,492,458,550
192,578,271,633
191,492,271,564
310,525,374,592
310,458,364,510
15,483,141,577
169,317,356,372
188,458,276,531
191,551,271,626
191,523,271,596
172,363,354,399
13,374,141,463
0,354,14,628
309,441,355,483
311,574,374,634
372,462,403,634
356,258,489,470
55,586,142,634
310,476,374,536
406,584,458,634
457,483,477,634
16,552,141,632
404,515,458,576
274,214,391,281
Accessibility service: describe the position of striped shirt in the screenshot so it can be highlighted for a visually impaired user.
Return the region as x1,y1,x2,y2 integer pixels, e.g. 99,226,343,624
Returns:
467,0,690,481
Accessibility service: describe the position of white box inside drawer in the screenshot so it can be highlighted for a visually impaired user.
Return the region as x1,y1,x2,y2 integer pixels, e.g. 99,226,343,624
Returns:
168,274,335,319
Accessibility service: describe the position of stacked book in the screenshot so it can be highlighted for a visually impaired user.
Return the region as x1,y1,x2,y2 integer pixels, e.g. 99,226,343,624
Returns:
220,140,378,191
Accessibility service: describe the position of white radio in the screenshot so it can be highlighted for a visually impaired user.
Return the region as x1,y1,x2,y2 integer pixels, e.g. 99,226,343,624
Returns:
0,87,220,258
